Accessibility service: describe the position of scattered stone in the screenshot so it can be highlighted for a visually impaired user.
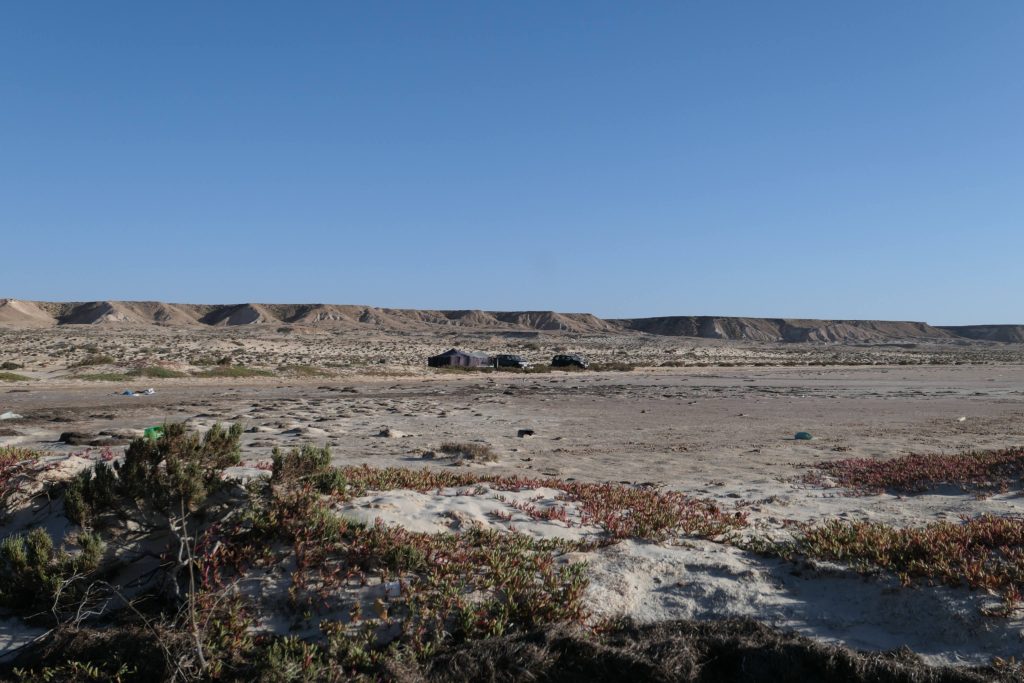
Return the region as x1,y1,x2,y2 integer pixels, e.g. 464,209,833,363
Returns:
517,429,535,438
794,432,813,441
58,431,130,447
379,425,406,438
58,431,92,445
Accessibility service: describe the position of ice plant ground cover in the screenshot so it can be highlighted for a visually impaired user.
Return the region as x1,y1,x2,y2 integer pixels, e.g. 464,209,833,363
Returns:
777,447,1024,618
802,447,1024,495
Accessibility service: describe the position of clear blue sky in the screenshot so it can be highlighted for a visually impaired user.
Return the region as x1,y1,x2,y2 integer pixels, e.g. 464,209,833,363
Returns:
1,2,1021,324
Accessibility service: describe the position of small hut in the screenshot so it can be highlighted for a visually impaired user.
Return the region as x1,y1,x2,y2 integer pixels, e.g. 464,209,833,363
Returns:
427,348,492,368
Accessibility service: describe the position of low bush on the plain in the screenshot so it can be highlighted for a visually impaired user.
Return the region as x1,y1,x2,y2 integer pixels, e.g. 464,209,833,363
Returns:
70,354,115,368
589,362,636,372
0,527,104,617
63,422,243,526
278,364,331,377
75,372,131,382
0,371,30,381
192,365,274,378
438,441,498,462
1,361,23,370
129,366,187,379
803,447,1024,495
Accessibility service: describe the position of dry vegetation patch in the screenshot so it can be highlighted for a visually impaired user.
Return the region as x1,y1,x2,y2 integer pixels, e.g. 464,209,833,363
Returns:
0,446,39,510
192,365,274,378
791,515,1024,617
437,441,498,462
0,371,30,382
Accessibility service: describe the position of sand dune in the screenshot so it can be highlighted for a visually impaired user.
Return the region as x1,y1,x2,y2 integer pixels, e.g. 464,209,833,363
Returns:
0,299,1020,343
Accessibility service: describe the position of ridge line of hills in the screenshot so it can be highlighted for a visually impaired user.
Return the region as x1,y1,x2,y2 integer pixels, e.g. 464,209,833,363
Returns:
1,299,1022,343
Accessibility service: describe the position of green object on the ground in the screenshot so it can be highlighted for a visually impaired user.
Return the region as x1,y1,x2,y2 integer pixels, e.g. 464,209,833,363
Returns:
144,425,164,440
794,431,813,441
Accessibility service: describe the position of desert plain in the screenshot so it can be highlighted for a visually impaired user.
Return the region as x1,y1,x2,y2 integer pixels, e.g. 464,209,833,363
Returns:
4,302,1024,679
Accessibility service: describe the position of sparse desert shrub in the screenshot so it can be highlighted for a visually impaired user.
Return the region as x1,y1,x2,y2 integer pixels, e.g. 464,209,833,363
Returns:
0,527,104,615
439,441,498,462
589,362,636,372
271,444,346,493
1,361,23,370
74,372,130,382
128,366,187,379
0,371,30,381
279,364,330,377
804,447,1024,495
193,365,274,378
70,354,115,368
63,422,243,525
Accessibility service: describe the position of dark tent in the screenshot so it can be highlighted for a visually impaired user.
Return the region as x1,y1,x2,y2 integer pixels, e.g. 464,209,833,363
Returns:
428,348,492,368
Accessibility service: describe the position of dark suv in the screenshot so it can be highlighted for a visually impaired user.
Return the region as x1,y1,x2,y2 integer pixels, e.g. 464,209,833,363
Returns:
493,354,529,369
551,354,589,369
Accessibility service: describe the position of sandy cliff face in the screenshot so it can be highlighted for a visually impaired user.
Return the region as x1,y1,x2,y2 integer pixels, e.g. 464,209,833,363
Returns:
615,316,961,343
0,299,56,328
941,325,1024,343
0,299,1018,343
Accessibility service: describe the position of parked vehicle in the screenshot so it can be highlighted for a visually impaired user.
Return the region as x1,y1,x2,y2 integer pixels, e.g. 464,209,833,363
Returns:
493,354,529,369
551,354,589,369
428,348,492,368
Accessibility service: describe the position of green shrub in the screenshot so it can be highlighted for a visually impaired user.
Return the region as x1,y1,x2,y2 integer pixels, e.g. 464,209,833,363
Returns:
64,422,243,525
1,361,23,370
193,366,274,378
439,441,498,462
128,366,187,379
589,362,636,372
70,354,115,368
75,373,130,382
0,528,104,614
279,364,330,377
271,444,345,493
0,371,30,381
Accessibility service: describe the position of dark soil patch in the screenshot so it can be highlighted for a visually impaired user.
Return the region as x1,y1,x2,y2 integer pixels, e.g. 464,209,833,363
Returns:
408,619,1003,683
